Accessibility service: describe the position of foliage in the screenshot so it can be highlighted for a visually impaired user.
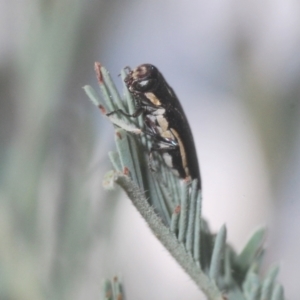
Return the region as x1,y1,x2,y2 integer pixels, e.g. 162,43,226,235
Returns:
84,63,285,300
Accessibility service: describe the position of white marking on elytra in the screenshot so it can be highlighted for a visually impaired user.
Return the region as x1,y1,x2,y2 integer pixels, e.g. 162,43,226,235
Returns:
152,108,165,115
152,108,174,140
157,115,169,132
138,80,149,87
145,92,161,106
170,128,190,177
161,129,174,140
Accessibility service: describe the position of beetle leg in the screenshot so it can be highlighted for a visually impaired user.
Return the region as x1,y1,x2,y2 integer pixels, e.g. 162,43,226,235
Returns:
106,107,144,118
106,103,157,118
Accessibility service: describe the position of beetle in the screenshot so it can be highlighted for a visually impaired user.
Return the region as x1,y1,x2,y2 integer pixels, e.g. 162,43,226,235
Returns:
107,64,201,189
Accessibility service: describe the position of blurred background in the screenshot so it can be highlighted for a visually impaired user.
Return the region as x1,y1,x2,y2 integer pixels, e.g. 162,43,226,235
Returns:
1,0,300,299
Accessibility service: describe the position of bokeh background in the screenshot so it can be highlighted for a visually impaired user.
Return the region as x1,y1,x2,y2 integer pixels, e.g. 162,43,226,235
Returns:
1,0,300,299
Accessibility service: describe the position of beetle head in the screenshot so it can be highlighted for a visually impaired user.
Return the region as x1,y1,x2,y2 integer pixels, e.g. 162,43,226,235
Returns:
124,64,160,94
